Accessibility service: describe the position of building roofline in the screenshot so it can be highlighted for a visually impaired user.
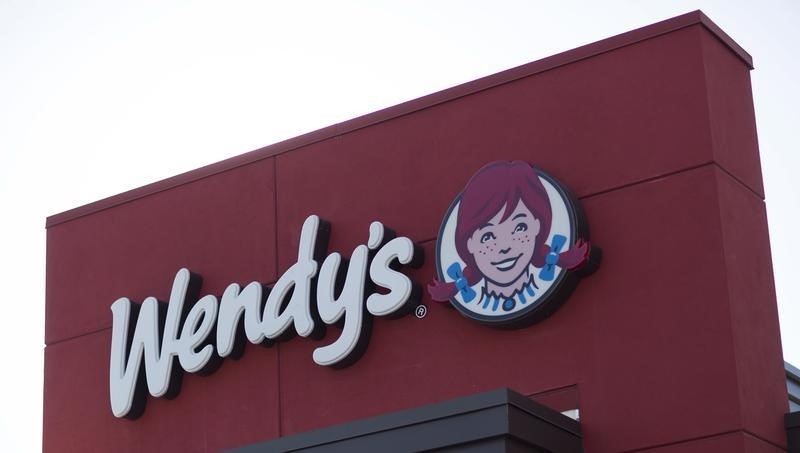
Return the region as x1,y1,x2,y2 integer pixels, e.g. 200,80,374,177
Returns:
46,10,751,228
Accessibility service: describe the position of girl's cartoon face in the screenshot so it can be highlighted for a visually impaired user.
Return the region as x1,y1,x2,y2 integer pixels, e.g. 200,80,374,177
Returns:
466,200,540,286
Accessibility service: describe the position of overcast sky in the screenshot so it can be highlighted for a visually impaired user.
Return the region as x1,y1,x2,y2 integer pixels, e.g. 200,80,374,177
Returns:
2,1,798,451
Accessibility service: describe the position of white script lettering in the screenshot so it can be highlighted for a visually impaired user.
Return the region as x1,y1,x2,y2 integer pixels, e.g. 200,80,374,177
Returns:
109,215,422,418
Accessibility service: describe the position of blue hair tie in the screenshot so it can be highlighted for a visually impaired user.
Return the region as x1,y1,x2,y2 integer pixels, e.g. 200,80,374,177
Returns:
447,262,477,302
539,234,567,281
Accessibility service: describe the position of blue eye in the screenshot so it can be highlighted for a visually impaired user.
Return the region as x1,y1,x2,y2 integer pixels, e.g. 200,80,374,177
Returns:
513,223,528,233
480,232,496,243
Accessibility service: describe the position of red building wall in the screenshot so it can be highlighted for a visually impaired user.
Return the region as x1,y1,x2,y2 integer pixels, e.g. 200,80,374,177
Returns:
43,11,788,452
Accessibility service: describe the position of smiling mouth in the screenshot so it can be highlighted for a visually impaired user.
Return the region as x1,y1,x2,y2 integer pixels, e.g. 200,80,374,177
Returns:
491,254,522,271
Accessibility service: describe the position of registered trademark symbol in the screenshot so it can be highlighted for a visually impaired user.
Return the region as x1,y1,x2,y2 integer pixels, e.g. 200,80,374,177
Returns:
415,304,427,319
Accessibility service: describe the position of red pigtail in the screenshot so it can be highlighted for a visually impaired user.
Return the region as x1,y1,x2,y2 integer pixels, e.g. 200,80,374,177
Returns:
427,265,482,302
557,239,591,270
533,239,591,270
427,280,456,302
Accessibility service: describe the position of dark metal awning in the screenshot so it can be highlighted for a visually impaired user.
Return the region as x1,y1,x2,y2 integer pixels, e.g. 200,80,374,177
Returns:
226,388,582,452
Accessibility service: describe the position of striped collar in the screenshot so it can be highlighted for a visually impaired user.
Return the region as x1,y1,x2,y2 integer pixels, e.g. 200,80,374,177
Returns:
480,272,538,313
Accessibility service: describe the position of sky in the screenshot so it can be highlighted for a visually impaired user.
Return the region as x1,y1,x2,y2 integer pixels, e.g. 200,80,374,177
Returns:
1,1,798,451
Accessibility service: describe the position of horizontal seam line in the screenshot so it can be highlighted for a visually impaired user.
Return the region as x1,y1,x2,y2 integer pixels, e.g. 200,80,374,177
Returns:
46,325,111,347
620,428,741,452
580,161,714,200
741,429,786,451
577,161,763,201
620,428,785,452
713,162,764,199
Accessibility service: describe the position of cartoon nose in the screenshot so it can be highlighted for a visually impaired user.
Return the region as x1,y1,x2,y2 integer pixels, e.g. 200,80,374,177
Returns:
499,247,511,254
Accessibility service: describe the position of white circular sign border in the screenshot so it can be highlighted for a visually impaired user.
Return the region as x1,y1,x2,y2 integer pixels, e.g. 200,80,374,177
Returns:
434,167,585,327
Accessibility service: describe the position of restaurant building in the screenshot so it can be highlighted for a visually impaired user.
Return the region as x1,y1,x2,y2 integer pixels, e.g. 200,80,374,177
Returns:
43,11,795,452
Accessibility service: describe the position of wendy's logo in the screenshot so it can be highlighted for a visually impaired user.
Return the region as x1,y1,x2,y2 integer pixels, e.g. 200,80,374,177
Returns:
429,161,599,327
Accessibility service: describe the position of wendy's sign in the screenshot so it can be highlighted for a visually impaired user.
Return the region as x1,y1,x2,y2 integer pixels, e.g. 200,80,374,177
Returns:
109,216,422,419
429,161,599,327
108,161,597,419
